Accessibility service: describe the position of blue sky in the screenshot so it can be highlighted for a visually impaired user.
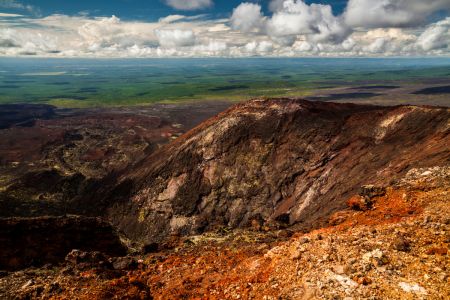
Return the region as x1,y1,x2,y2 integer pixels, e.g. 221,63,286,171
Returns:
3,0,348,20
0,0,449,57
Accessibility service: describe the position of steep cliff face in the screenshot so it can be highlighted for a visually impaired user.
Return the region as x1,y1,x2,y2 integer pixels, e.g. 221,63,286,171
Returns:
99,99,449,244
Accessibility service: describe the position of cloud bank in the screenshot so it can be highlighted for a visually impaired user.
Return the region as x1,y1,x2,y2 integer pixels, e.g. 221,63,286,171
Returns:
0,0,449,57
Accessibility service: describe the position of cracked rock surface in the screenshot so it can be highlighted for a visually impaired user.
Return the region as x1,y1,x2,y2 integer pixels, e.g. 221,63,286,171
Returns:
99,99,449,245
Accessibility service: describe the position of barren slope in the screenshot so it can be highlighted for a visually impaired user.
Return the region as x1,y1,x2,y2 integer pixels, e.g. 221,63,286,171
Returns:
1,165,448,300
96,99,449,245
0,98,449,299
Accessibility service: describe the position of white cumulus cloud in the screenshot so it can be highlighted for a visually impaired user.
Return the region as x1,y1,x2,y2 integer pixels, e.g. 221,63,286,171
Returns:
0,0,449,58
164,0,213,11
266,0,351,44
231,2,265,32
244,40,274,55
269,0,286,13
155,29,196,48
345,0,450,28
416,17,450,51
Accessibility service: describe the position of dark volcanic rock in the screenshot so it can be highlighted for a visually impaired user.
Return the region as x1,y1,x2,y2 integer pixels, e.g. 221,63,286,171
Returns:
360,185,386,199
346,185,387,211
306,92,380,101
350,85,400,90
89,98,449,245
111,256,139,270
392,236,411,252
0,216,127,271
0,104,55,129
65,250,112,270
412,85,450,95
0,170,96,218
0,101,233,218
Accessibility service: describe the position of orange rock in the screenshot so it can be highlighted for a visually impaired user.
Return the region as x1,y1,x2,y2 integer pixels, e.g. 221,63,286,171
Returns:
357,276,372,285
426,247,448,256
347,195,370,211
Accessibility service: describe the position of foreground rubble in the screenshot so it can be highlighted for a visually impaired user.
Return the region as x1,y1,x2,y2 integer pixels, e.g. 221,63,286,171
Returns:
0,166,448,299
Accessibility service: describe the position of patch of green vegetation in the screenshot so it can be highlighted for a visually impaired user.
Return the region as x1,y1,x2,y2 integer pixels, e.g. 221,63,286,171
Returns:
0,58,449,108
45,98,93,108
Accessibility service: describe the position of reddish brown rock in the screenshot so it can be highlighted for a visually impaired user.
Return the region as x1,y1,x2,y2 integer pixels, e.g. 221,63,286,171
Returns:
347,195,371,211
94,98,449,245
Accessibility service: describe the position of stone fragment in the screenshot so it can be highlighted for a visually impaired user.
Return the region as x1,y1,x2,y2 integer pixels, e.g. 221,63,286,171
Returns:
360,185,386,199
392,236,410,252
21,280,33,290
65,250,112,270
112,256,138,271
362,249,388,266
398,282,427,295
347,195,371,211
426,247,447,255
357,276,372,285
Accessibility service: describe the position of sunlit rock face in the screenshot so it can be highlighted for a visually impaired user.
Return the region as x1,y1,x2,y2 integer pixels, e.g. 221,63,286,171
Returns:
99,98,449,244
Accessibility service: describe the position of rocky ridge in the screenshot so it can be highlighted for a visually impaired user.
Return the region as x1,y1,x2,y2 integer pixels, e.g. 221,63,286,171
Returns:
99,98,449,245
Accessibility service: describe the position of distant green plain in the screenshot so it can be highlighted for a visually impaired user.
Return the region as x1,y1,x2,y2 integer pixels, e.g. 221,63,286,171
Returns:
0,58,449,108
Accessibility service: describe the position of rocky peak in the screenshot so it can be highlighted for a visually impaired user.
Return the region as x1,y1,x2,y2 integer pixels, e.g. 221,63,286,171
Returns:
97,98,449,245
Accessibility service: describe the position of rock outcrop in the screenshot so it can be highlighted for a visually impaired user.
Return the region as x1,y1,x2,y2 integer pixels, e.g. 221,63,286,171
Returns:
94,99,449,244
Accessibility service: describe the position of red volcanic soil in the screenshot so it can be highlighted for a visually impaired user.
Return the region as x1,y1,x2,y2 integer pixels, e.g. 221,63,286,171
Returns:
1,166,448,299
0,98,448,299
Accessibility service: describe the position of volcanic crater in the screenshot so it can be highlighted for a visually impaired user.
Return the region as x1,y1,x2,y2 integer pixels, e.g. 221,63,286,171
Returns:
1,98,449,265
88,99,449,246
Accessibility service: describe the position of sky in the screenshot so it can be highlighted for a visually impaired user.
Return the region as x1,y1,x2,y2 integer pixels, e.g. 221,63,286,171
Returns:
0,0,449,57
